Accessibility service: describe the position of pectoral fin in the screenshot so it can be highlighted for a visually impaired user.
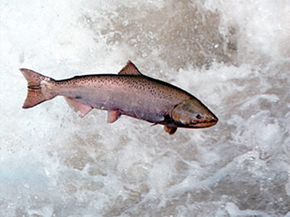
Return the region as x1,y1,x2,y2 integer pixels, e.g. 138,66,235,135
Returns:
107,110,121,123
65,97,92,118
164,126,177,135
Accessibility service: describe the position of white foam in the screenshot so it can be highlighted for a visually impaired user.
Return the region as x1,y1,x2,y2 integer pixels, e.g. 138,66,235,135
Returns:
205,0,290,62
1,0,290,216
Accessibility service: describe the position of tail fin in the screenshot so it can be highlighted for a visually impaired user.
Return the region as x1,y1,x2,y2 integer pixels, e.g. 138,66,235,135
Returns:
20,68,55,109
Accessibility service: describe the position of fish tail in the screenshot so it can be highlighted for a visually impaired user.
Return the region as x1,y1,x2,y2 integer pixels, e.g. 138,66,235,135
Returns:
20,68,56,109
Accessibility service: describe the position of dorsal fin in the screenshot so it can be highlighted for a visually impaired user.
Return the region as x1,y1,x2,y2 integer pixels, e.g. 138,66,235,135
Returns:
118,61,142,75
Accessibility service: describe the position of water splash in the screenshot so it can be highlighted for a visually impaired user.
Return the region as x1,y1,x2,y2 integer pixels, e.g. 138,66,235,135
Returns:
1,0,290,216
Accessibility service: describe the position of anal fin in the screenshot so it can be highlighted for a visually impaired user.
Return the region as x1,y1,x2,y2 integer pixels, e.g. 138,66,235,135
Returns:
65,97,92,118
164,125,177,135
107,110,121,123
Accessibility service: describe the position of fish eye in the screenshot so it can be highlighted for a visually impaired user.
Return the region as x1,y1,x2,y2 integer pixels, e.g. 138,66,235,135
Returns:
196,114,202,119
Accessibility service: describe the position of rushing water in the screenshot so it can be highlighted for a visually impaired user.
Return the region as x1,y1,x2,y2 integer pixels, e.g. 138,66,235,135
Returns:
1,0,290,216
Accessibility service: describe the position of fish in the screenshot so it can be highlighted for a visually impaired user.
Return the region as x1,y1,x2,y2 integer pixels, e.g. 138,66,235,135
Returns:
20,61,218,135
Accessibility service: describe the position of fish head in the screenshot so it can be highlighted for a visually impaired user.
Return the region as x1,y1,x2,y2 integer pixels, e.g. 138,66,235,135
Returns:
171,99,218,128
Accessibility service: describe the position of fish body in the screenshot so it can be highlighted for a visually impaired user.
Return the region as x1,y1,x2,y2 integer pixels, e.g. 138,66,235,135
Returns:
21,61,218,134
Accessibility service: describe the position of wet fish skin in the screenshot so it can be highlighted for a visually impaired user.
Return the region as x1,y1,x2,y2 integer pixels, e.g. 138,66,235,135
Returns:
20,61,218,134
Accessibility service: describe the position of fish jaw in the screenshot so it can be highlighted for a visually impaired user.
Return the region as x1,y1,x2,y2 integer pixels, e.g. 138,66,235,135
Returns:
188,116,218,128
188,109,218,128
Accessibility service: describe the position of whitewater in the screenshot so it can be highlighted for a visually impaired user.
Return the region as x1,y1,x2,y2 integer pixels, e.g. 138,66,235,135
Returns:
1,0,290,216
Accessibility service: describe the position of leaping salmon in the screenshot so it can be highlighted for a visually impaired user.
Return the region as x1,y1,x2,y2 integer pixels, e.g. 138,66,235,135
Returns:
20,61,218,134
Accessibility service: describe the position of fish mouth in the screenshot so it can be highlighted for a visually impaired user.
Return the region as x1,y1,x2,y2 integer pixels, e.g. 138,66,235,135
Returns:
190,116,218,128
